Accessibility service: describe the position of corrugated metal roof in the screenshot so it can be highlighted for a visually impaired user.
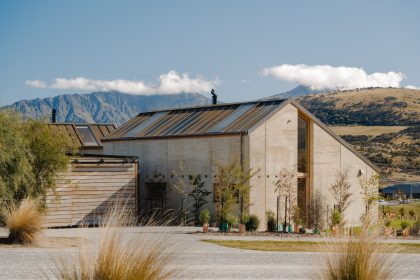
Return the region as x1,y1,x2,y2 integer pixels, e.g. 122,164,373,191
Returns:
106,99,286,140
49,123,116,148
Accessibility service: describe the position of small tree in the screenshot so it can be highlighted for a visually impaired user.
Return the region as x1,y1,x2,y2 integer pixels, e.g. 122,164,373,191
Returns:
329,168,352,226
188,174,211,225
359,173,379,213
309,191,326,231
172,162,189,225
215,163,240,226
275,167,298,230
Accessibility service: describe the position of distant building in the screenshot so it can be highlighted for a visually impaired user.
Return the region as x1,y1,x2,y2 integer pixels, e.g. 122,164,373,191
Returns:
380,183,420,200
102,98,379,228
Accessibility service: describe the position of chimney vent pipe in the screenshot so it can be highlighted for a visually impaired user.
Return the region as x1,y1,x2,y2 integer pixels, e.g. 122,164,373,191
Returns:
51,109,57,123
211,89,217,105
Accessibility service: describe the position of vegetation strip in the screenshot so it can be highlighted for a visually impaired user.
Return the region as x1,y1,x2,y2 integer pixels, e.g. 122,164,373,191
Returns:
201,239,420,254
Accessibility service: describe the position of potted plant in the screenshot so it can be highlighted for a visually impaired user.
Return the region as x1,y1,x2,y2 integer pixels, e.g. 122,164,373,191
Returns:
239,213,249,234
200,209,210,233
331,211,341,235
225,214,237,233
245,215,260,232
266,211,276,232
291,206,302,233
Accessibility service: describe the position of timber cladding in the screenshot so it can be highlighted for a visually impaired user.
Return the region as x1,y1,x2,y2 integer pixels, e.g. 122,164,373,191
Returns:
43,156,138,228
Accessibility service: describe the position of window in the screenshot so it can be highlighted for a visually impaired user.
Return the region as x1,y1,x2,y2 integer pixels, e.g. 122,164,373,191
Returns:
75,126,98,146
297,178,307,224
298,116,309,173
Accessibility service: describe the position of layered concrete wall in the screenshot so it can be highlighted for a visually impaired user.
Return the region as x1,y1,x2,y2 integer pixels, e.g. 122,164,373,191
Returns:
103,135,243,217
312,123,378,227
248,104,299,228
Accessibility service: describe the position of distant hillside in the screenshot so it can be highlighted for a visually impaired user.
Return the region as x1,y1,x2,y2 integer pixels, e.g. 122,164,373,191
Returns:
297,87,420,182
3,91,211,125
297,88,420,126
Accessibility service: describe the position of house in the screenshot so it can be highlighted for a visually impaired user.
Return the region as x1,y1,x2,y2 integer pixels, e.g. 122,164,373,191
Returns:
102,98,379,228
380,183,420,200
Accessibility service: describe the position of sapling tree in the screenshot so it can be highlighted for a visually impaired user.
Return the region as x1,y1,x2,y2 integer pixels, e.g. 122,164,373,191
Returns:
329,168,352,226
172,162,189,225
359,173,379,214
275,167,298,230
188,174,211,225
215,162,240,226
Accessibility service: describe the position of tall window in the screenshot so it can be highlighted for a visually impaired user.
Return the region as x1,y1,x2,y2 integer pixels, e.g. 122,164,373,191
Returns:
298,116,309,173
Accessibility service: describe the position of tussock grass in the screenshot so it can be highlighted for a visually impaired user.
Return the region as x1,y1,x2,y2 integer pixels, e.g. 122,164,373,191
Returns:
4,198,42,244
53,204,178,280
315,224,398,280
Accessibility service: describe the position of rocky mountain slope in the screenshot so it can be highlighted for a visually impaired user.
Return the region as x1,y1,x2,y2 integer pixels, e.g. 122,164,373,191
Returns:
3,91,211,125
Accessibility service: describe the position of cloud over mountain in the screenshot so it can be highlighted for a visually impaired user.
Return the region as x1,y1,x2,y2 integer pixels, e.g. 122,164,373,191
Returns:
262,64,405,90
26,71,218,95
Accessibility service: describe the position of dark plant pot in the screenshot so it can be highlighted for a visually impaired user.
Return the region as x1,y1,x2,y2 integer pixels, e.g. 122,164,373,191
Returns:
219,222,229,233
203,223,209,233
288,225,293,233
239,223,246,234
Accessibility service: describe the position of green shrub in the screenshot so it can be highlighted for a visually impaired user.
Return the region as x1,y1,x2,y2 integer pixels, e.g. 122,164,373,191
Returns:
384,220,391,227
199,209,210,225
266,211,276,232
239,213,250,224
332,211,341,227
245,215,259,231
409,210,415,217
400,221,409,230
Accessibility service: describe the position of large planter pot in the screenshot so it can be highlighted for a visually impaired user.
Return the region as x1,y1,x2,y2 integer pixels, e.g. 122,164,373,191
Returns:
294,224,299,233
203,223,209,233
402,228,409,237
219,222,229,233
239,224,246,234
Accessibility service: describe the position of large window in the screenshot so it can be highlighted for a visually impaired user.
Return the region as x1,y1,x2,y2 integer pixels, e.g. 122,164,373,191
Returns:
297,178,307,224
145,182,167,213
298,116,309,173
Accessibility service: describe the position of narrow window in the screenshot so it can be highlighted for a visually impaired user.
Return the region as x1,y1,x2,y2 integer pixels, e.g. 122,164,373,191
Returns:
75,126,99,146
298,116,309,173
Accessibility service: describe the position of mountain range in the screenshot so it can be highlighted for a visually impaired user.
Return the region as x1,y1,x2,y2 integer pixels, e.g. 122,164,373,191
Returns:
3,91,211,125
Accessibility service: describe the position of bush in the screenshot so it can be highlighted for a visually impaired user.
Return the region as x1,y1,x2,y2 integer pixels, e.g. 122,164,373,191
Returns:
53,204,177,280
316,225,397,280
4,198,42,244
266,211,276,232
409,210,415,217
400,221,409,230
332,211,341,227
199,209,210,225
245,215,259,232
239,213,250,224
384,220,391,227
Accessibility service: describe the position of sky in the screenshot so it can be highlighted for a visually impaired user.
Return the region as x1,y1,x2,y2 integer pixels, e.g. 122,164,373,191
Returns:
0,0,419,105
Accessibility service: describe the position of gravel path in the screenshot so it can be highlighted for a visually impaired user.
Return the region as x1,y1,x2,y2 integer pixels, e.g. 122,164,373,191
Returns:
0,227,419,279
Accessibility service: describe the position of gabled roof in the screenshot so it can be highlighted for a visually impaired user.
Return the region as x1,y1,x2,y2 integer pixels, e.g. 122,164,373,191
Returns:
49,123,116,149
104,99,286,140
103,98,379,172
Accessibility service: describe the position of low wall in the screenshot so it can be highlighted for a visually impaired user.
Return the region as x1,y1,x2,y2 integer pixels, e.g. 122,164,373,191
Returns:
43,156,138,227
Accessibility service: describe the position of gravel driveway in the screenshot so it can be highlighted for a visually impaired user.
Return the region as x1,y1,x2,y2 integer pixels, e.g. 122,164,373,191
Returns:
0,227,419,279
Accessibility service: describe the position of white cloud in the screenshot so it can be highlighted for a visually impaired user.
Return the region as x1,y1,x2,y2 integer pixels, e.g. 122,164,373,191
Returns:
25,71,218,95
262,64,406,90
406,85,419,90
25,80,47,88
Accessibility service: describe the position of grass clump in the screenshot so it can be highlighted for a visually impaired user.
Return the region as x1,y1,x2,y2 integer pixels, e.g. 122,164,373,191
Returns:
315,224,397,280
54,205,177,280
4,198,42,244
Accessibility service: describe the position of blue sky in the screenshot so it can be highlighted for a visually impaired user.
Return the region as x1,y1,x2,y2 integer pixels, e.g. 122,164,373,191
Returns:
0,0,419,105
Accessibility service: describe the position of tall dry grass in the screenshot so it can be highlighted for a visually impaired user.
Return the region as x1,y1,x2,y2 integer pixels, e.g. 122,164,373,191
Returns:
315,223,398,280
53,204,178,280
4,198,42,244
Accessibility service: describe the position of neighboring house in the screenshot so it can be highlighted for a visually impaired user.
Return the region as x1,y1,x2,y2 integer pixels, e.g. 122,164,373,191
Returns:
380,183,420,200
102,98,379,228
48,123,116,154
44,122,138,228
